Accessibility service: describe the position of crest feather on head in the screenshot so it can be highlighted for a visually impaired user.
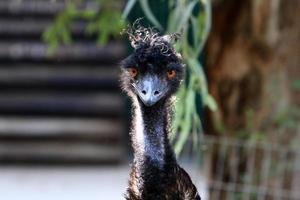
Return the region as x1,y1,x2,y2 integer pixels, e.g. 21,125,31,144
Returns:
122,19,181,56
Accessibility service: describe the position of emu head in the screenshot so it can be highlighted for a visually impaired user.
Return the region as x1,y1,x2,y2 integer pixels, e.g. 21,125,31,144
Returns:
120,26,184,107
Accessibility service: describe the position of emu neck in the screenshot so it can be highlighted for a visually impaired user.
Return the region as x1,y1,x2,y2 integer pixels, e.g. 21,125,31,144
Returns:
131,97,174,170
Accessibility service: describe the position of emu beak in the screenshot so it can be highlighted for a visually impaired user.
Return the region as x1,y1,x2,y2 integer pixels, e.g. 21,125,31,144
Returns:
136,75,166,107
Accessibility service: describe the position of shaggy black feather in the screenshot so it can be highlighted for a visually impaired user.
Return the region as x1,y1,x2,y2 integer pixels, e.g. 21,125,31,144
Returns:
120,24,201,200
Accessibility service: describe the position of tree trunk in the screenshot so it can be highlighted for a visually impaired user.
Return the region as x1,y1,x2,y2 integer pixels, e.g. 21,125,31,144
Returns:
204,0,300,199
205,0,299,141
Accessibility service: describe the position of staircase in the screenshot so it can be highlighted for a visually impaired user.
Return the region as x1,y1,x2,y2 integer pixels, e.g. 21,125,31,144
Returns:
0,0,127,164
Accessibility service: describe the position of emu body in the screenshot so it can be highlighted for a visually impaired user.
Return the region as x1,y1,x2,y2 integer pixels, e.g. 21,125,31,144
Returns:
121,26,201,200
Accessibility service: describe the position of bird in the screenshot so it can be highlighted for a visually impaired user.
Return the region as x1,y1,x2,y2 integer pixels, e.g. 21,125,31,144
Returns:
120,24,201,200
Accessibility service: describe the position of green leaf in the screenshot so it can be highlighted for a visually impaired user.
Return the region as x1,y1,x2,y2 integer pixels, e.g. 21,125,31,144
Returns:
195,0,212,56
171,85,186,140
204,94,218,111
167,2,182,32
192,112,202,152
138,0,163,30
292,79,300,91
191,16,199,48
122,0,137,19
174,88,195,156
176,0,197,32
79,10,97,19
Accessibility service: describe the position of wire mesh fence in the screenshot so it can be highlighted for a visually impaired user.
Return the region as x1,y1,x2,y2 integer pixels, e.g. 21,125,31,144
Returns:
185,136,300,200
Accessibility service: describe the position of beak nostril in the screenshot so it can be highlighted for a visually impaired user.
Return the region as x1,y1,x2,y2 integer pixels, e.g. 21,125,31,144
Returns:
154,91,160,96
142,90,147,95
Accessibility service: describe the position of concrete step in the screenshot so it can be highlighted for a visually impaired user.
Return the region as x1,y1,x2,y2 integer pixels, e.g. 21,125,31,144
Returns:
0,42,125,62
0,140,124,164
0,117,123,139
0,18,85,37
0,92,124,116
0,64,119,89
0,0,97,16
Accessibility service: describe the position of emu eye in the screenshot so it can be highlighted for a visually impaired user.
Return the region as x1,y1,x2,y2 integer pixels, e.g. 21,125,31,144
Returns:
128,68,138,78
167,70,176,80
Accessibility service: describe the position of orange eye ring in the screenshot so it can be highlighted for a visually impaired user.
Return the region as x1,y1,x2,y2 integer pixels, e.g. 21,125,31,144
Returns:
167,70,176,80
128,68,138,78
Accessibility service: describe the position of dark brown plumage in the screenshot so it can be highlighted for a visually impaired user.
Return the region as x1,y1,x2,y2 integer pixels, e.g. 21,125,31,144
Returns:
120,24,201,200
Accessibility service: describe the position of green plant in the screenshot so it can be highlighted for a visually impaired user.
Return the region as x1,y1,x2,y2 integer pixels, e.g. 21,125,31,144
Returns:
44,0,216,156
124,0,216,155
43,0,125,53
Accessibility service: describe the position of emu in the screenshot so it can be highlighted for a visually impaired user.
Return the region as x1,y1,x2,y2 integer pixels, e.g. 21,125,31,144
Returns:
120,25,201,200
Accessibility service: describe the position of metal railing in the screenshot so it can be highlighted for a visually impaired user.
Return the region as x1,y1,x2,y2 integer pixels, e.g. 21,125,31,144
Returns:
182,136,300,200
206,136,300,200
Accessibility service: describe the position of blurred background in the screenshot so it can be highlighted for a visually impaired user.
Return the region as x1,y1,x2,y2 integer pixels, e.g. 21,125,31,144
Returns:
0,0,299,200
